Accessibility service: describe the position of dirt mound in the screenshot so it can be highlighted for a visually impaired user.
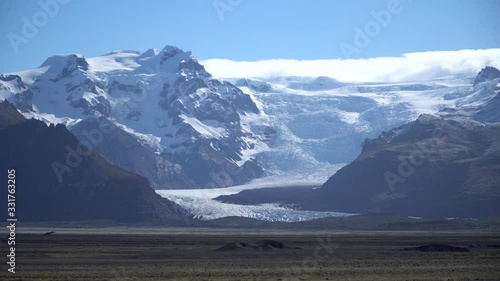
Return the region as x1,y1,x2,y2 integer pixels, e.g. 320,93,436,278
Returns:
403,244,470,252
215,239,295,252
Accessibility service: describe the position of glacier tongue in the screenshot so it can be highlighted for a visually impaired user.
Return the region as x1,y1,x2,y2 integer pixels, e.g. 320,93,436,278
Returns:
159,195,355,222
157,174,355,222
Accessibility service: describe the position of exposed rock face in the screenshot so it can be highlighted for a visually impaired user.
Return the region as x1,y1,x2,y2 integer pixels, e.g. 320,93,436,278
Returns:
474,66,500,86
69,116,195,189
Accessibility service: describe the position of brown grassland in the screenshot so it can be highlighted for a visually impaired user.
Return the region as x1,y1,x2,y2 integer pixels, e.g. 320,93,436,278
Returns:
1,226,499,281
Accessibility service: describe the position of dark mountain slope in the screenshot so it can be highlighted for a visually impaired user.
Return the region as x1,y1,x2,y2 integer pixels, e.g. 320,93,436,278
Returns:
70,116,197,189
0,101,185,223
217,115,500,218
316,115,500,218
0,100,25,129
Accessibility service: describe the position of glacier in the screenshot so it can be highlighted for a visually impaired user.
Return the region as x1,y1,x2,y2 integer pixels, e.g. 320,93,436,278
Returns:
156,172,356,222
229,74,474,176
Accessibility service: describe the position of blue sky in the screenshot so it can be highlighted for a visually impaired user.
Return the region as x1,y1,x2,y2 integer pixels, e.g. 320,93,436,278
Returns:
1,0,499,73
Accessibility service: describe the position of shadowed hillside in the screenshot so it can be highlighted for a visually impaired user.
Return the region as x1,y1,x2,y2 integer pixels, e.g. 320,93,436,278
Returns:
317,115,500,217
0,101,185,223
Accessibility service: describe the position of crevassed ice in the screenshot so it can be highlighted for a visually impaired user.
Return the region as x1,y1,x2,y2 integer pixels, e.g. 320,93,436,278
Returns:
156,175,357,222
157,193,356,222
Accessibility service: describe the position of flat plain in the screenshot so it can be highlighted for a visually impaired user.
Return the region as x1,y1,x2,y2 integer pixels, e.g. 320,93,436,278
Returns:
1,226,500,281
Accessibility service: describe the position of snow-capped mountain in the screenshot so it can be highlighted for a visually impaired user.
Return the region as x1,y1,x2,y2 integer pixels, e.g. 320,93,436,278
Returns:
0,46,272,189
2,44,498,192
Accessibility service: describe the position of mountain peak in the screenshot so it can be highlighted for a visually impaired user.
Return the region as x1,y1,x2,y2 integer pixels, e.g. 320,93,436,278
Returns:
159,45,193,61
161,45,182,53
40,53,89,76
473,66,500,86
137,48,158,61
134,45,197,74
41,53,86,67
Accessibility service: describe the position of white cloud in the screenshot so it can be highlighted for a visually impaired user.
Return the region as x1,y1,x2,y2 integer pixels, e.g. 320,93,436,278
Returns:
201,49,500,83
